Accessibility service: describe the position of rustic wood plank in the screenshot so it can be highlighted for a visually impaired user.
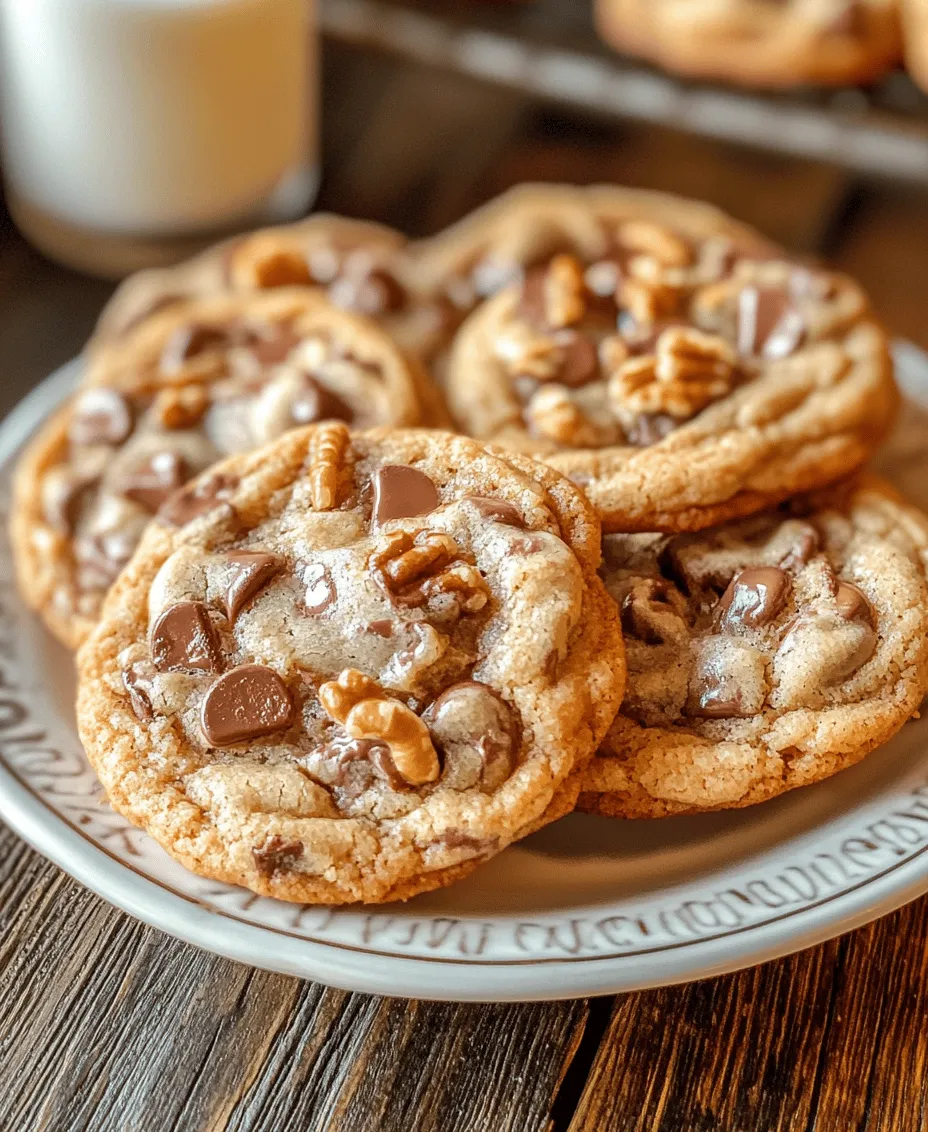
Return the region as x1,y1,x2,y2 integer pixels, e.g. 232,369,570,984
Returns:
567,937,846,1131
804,900,928,1132
0,821,589,1132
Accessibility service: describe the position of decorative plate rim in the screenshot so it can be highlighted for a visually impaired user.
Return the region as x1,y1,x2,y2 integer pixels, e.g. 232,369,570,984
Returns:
2,353,928,1002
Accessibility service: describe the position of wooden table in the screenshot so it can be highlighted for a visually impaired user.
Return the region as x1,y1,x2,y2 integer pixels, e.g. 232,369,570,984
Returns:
4,24,928,1132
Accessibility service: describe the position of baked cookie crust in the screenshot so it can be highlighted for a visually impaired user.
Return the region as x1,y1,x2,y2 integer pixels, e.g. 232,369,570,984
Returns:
12,289,440,649
444,187,897,532
75,427,624,903
595,0,902,89
576,479,928,819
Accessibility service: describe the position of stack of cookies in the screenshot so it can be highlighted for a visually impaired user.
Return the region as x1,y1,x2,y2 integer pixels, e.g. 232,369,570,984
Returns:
14,183,928,905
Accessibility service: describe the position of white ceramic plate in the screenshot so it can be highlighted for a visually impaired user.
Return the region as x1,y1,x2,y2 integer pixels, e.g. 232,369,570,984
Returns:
3,350,928,1002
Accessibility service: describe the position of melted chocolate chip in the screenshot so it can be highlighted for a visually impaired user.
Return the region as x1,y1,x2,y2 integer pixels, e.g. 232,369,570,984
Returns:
151,601,223,673
69,389,133,447
693,678,750,719
835,581,874,626
122,664,154,722
160,323,230,373
510,534,546,556
779,524,820,571
423,681,519,792
517,267,548,328
464,496,526,528
222,552,283,622
555,330,599,387
252,835,304,877
717,567,791,630
367,619,394,637
158,473,238,527
431,830,501,857
291,374,354,426
121,451,189,513
242,321,302,366
75,531,135,589
372,465,439,525
737,286,805,359
623,413,678,447
300,562,336,615
200,664,294,746
330,268,406,316
44,471,97,535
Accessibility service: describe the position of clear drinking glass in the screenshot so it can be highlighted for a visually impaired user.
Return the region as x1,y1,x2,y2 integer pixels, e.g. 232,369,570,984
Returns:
0,0,318,277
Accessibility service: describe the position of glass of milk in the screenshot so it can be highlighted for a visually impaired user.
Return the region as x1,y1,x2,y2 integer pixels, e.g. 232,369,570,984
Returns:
0,0,318,276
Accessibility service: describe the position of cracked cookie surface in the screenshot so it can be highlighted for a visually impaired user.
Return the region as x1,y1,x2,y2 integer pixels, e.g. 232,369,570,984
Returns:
576,479,928,819
445,187,897,531
75,427,624,903
11,289,438,649
595,0,901,89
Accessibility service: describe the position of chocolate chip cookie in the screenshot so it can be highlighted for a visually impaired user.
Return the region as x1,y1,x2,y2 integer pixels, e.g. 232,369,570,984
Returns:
576,479,928,819
74,426,624,903
445,189,897,532
595,0,902,89
93,212,452,365
12,289,440,649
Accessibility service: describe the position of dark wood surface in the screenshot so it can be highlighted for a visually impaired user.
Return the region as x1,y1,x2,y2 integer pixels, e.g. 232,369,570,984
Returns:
4,33,928,1132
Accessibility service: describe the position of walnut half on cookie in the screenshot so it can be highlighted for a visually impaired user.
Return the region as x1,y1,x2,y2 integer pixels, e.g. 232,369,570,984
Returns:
74,427,624,904
575,479,928,819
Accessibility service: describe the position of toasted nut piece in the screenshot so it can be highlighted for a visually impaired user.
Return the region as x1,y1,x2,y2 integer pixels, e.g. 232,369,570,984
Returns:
544,254,587,329
154,385,210,430
618,221,692,268
525,386,601,447
318,667,384,724
307,422,349,511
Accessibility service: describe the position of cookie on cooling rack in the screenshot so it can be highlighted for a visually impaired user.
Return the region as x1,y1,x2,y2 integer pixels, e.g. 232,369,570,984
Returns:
12,288,445,649
576,479,928,819
75,426,624,904
594,0,902,89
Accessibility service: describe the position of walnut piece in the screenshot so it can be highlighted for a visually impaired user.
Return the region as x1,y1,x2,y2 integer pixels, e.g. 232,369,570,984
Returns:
369,529,489,615
318,668,439,786
524,386,601,447
543,254,587,329
154,385,210,430
307,421,349,511
618,220,692,269
609,327,738,421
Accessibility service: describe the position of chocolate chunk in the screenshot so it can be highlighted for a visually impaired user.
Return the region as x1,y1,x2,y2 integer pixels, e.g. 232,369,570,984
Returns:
291,374,354,426
372,465,439,525
43,470,97,535
623,413,678,447
159,472,238,527
74,531,135,589
835,581,874,626
517,267,548,327
464,496,526,528
122,663,155,722
222,552,283,622
241,320,302,366
200,664,294,746
717,567,791,630
423,681,519,792
160,323,230,373
69,389,133,447
737,286,805,359
510,534,546,556
621,577,689,644
779,524,820,570
314,734,402,793
431,830,501,856
151,601,223,673
121,451,189,513
367,619,394,637
252,834,304,876
693,678,749,719
300,562,336,615
690,638,768,719
555,330,599,387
